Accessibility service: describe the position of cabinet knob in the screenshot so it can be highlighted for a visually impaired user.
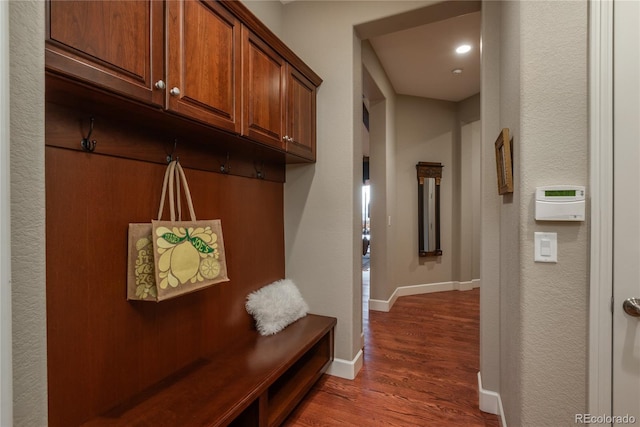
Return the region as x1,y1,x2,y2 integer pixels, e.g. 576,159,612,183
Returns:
154,80,166,90
170,87,181,96
283,136,293,143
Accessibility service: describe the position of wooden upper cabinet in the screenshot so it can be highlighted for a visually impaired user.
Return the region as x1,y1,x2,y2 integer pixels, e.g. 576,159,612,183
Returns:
46,0,321,161
166,0,242,133
241,29,317,159
242,28,286,150
46,0,164,106
286,66,317,161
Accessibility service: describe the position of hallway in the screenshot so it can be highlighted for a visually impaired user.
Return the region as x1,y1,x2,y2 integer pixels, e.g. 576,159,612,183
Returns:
284,289,499,426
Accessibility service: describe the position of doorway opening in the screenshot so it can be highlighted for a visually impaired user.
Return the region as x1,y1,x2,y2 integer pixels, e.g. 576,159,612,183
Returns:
362,100,371,324
358,0,482,360
362,180,370,318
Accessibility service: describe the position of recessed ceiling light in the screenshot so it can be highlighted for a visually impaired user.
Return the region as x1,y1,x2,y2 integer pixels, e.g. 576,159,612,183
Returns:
456,44,472,54
452,68,463,75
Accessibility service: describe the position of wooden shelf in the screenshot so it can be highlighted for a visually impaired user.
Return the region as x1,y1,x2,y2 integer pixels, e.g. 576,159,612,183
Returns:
267,337,332,426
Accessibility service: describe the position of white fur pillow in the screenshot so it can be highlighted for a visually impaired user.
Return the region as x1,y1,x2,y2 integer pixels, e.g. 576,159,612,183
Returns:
245,279,309,336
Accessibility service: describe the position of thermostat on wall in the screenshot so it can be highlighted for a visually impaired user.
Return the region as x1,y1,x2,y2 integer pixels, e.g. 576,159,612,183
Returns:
535,185,585,221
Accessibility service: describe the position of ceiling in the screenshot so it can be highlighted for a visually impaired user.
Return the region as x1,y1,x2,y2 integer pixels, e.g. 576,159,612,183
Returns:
368,10,481,103
358,2,481,157
279,1,481,102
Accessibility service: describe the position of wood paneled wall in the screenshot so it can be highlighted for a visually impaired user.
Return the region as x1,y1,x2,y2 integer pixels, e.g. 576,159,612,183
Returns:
45,102,285,426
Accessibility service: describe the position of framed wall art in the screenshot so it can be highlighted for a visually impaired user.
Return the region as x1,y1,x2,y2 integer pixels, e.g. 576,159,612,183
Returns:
494,128,513,195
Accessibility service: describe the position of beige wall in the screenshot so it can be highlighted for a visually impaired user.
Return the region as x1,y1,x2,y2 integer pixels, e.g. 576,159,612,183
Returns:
480,0,502,398
0,2,11,423
460,119,481,282
364,42,481,300
362,40,398,302
459,94,481,283
392,95,480,290
481,1,589,425
9,1,47,425
270,2,486,368
394,95,455,287
277,1,435,364
518,1,588,423
499,1,523,423
243,0,283,37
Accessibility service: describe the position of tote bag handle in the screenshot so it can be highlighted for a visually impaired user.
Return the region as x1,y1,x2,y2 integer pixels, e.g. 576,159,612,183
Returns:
156,160,197,221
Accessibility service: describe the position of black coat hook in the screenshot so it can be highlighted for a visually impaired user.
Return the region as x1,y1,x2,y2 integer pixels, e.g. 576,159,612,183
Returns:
80,117,97,152
255,160,265,180
220,152,230,174
166,139,178,163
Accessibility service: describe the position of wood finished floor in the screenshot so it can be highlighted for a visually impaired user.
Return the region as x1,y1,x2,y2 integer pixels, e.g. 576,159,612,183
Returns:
284,288,500,426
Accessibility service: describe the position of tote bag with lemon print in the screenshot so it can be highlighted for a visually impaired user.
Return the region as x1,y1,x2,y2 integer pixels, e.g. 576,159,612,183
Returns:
127,161,229,302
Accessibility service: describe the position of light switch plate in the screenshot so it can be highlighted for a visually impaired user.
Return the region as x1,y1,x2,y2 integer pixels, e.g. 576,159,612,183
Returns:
534,232,557,263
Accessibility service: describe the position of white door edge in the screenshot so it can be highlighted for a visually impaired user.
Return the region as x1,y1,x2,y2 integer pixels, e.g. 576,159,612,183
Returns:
588,0,613,417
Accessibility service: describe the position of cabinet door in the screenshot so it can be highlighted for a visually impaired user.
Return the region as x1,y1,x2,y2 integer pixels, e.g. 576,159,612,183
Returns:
166,0,242,133
46,0,164,106
242,28,286,150
286,66,317,161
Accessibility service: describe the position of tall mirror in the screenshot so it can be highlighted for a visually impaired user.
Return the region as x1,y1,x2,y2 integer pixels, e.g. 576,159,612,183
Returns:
417,162,443,257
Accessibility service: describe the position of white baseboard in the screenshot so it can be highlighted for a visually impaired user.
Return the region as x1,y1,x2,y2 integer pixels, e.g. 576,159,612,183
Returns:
459,278,481,291
477,372,506,427
369,279,481,312
368,290,398,312
326,349,363,380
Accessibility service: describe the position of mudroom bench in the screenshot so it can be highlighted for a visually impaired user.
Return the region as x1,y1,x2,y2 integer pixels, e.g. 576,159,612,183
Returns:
82,314,336,427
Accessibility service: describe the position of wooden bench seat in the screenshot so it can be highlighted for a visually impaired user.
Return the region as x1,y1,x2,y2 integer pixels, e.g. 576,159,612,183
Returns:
82,314,337,427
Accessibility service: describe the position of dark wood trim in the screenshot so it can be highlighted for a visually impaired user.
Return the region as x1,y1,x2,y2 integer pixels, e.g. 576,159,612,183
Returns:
46,73,287,182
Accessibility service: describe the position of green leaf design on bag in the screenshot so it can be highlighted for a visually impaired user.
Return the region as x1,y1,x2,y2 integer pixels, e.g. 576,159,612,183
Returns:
189,235,215,254
162,232,186,244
